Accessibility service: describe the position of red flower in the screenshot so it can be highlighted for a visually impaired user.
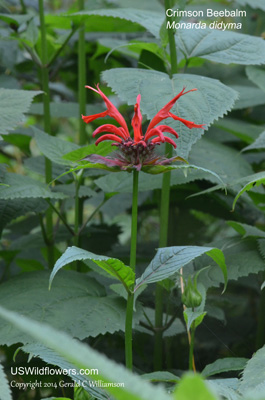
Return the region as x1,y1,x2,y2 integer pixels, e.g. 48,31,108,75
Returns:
82,85,205,171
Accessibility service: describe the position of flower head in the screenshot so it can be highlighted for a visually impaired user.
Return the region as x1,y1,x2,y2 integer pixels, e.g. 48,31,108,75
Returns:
82,85,205,171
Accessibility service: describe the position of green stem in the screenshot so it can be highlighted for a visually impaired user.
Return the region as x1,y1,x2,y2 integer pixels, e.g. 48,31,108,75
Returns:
46,26,78,68
125,170,139,370
78,0,86,145
78,197,108,235
74,174,82,247
39,0,54,268
189,321,196,371
46,200,74,236
153,0,178,371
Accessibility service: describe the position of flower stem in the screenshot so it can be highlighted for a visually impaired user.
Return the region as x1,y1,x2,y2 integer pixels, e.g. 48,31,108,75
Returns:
154,0,178,370
39,0,54,268
189,321,196,371
78,0,86,146
125,170,139,370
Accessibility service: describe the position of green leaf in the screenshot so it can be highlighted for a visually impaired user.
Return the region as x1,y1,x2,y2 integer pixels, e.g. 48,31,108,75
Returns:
0,13,33,26
102,68,238,158
246,66,265,93
135,246,227,291
29,102,104,119
33,127,80,166
141,371,179,383
172,373,218,400
0,198,47,234
0,361,12,400
62,142,113,163
0,173,67,200
243,131,265,152
69,9,164,39
175,28,265,65
239,345,265,395
21,343,109,400
235,0,265,11
0,89,42,135
0,271,129,346
227,221,265,239
202,358,248,378
214,118,264,144
232,171,265,210
50,246,135,290
231,84,265,110
184,310,206,331
0,306,172,400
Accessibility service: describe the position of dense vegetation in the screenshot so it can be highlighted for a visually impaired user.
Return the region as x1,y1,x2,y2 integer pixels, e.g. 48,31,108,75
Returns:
1,0,265,399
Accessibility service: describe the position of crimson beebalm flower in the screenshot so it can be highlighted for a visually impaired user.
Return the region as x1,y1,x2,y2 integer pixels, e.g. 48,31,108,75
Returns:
82,85,205,172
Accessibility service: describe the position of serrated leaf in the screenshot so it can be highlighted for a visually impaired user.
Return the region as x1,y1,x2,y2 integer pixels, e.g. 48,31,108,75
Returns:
243,131,265,152
0,173,67,200
0,306,172,400
233,172,265,210
69,9,164,39
0,271,129,346
50,246,135,290
0,361,12,400
202,358,248,378
239,345,265,395
207,379,241,400
175,28,265,65
102,68,238,158
33,127,80,166
0,89,42,134
135,246,227,290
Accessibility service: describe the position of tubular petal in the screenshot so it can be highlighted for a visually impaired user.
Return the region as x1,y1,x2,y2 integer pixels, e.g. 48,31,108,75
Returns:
95,134,123,145
151,136,177,148
92,124,129,139
145,125,179,141
85,85,130,135
168,113,205,129
82,111,108,124
131,94,143,142
146,88,198,132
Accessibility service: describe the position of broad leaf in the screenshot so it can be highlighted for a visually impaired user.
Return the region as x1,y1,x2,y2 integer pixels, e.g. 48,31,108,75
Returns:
62,142,113,163
232,172,265,210
0,88,42,134
202,358,248,378
102,68,238,158
50,246,135,290
69,9,164,39
243,131,265,152
0,13,33,26
228,221,265,239
214,118,264,144
0,271,129,345
33,127,79,166
0,173,67,200
172,373,218,400
231,84,265,110
0,361,12,400
236,0,265,11
0,306,172,400
246,66,265,93
135,246,227,291
239,345,265,395
175,28,265,65
30,102,104,118
22,343,109,400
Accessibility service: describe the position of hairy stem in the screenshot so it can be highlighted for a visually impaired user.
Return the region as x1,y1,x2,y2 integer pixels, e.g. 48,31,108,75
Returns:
39,0,54,268
125,170,139,370
153,0,178,370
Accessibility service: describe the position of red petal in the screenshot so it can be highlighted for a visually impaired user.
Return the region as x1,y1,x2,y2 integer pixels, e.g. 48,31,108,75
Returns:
131,94,143,142
145,125,179,141
168,113,205,129
82,111,108,124
151,136,177,148
85,85,130,136
92,124,129,139
146,88,198,132
95,134,123,145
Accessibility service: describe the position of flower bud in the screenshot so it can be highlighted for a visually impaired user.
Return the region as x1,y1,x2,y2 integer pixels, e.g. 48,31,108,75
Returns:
182,276,203,308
